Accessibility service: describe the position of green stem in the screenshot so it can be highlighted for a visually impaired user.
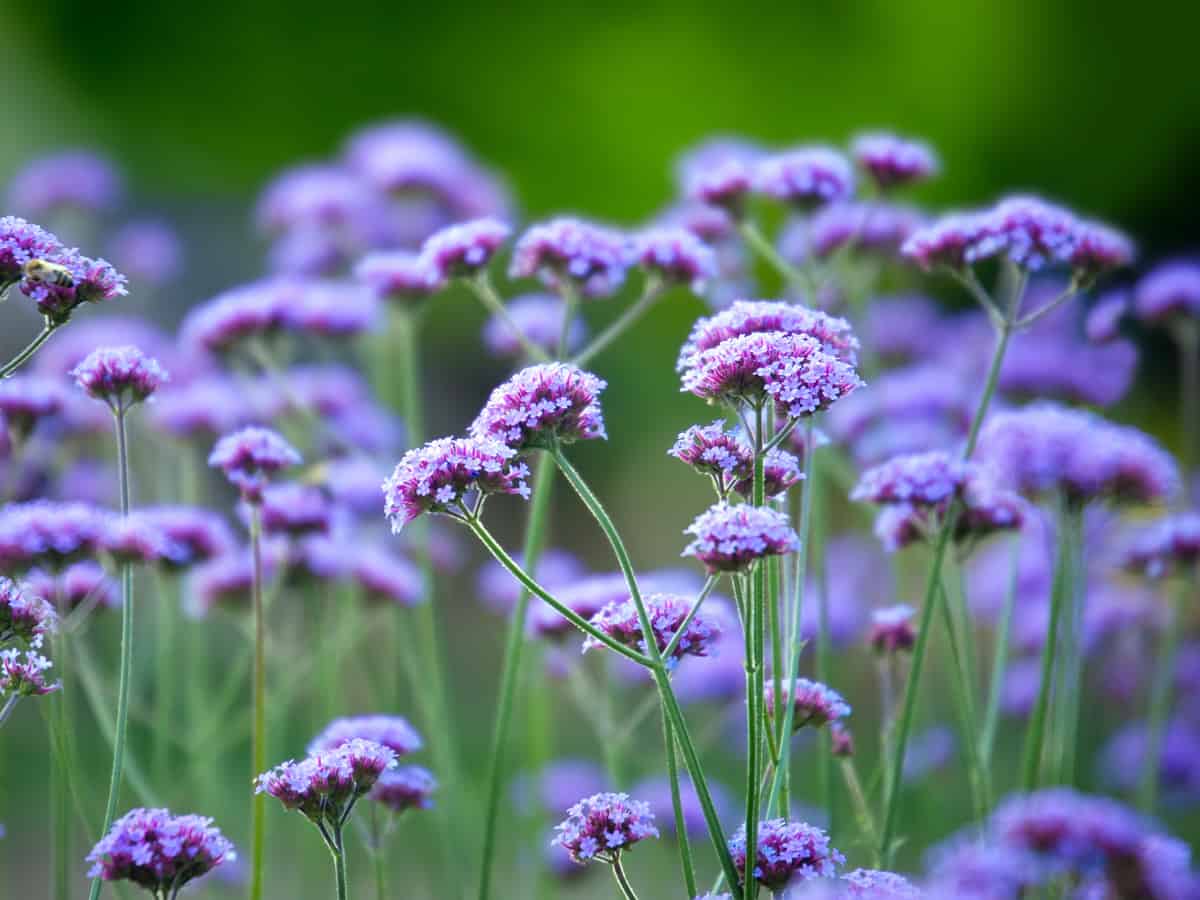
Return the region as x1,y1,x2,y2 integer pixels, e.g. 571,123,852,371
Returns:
745,412,766,899
477,457,556,900
935,578,988,822
331,827,349,900
663,709,699,898
1052,509,1086,786
0,320,58,379
737,221,811,298
1175,320,1199,499
153,572,177,785
249,503,267,900
572,279,664,367
373,847,386,900
88,408,134,900
468,274,550,363
839,759,879,864
611,856,641,900
979,536,1020,768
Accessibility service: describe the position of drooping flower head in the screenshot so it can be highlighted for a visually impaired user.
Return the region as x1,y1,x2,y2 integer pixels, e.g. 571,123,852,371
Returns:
1121,513,1200,579
382,436,530,531
678,300,860,371
682,503,800,573
7,150,122,216
419,217,511,282
370,765,438,814
208,426,302,503
308,715,423,758
582,592,720,665
255,738,397,826
729,818,844,889
763,678,852,730
71,345,168,412
481,293,586,359
867,604,917,654
509,218,629,299
754,147,855,209
552,792,660,865
1134,260,1200,324
851,132,939,190
354,251,440,305
85,807,235,894
0,577,55,643
470,363,607,450
629,226,718,291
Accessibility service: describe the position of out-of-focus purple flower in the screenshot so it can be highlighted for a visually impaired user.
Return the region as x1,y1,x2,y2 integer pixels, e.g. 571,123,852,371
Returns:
754,148,855,209
187,551,278,617
476,548,584,616
527,760,609,816
383,436,530,531
786,203,924,262
71,345,167,411
730,818,844,889
85,807,234,892
470,363,607,450
901,725,956,782
255,483,332,537
873,474,1027,554
34,316,203,384
926,840,1042,899
763,678,851,730
679,138,764,217
181,280,291,353
354,251,440,305
977,404,1180,507
737,448,804,500
852,450,969,506
682,503,800,573
631,775,731,839
1121,512,1200,579
309,715,422,757
860,295,950,364
509,218,629,299
1100,720,1200,802
851,132,938,190
528,572,630,641
830,723,855,758
841,868,921,898
868,604,916,654
419,217,510,282
256,164,386,236
0,639,59,696
351,547,422,607
552,792,659,864
996,316,1137,407
107,221,184,287
1134,260,1200,324
283,280,379,339
26,562,117,613
370,765,437,814
629,226,718,291
1070,221,1135,278
0,375,64,440
208,426,301,503
7,151,122,216
138,507,234,571
0,577,55,643
481,293,586,359
255,738,396,825
1085,291,1129,344
899,212,981,271
1001,657,1041,719
582,592,720,664
0,501,107,574
149,376,262,441
678,300,860,372
102,513,185,567
657,200,737,243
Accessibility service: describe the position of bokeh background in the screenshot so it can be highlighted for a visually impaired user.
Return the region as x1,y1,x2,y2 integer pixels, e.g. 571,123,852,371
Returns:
2,1,1199,896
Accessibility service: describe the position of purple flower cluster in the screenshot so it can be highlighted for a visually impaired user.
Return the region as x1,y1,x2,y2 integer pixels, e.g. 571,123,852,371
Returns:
8,151,123,216
851,132,939,190
71,345,168,410
796,203,925,262
669,421,802,499
481,293,585,358
509,218,629,298
678,300,860,371
868,604,917,654
0,375,64,439
354,251,440,305
582,592,720,664
682,503,800,573
680,138,764,215
419,217,511,282
0,501,107,574
85,807,234,894
138,507,234,570
26,562,116,613
256,483,332,537
0,635,59,696
551,792,660,864
308,715,423,757
107,221,184,287
1122,512,1200,579
469,363,607,450
754,147,856,209
1134,260,1200,323
208,427,302,502
729,818,844,889
370,765,438,814
629,226,718,291
763,677,852,730
383,437,530,530
0,578,55,643
852,451,970,506
841,868,921,898
255,738,397,825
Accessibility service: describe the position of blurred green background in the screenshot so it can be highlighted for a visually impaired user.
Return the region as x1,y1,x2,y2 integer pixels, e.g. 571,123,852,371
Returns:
2,1,1199,896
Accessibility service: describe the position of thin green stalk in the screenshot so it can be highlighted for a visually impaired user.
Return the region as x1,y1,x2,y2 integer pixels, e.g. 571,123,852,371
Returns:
153,572,177,785
611,856,641,900
1178,322,1199,495
1052,509,1086,786
557,281,579,359
663,709,699,898
331,827,349,900
373,848,386,900
51,623,71,900
839,759,879,864
477,457,556,900
815,508,834,833
1137,565,1196,812
0,320,59,379
468,274,550,362
249,503,266,900
572,278,664,367
745,411,767,899
88,408,134,900
979,536,1020,768
935,579,988,823
737,221,811,298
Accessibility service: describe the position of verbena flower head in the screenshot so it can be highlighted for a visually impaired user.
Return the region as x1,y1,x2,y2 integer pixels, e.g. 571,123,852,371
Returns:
926,840,1042,900
0,577,55,643
283,280,379,339
763,677,851,730
0,375,65,440
682,503,800,573
0,638,59,696
681,331,863,420
419,217,511,281
831,723,855,758
1070,221,1135,277
7,151,122,216
509,218,629,298
793,203,924,261
552,792,660,864
1134,260,1200,324
351,547,423,606
754,147,855,209
851,450,969,506
354,251,440,305
255,738,397,826
1086,291,1129,344
729,818,844,889
382,436,530,530
180,280,291,353
19,248,127,323
469,363,607,450
102,514,184,567
678,300,860,371
0,501,107,574
26,562,117,613
582,592,721,665
255,163,385,235
138,507,234,570
256,483,332,537
1,216,65,287
680,137,764,216
308,715,423,757
208,427,302,503
669,421,752,494
71,345,168,411
481,293,585,359
107,221,184,287
737,448,804,499
85,807,234,894
629,226,718,291
868,604,917,654
841,868,921,898
1121,513,1200,579
370,765,437,814
851,132,939,190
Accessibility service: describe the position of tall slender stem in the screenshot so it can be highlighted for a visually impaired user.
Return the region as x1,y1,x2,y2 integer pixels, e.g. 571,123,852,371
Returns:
572,279,664,367
0,320,58,379
477,457,555,900
663,708,699,898
738,222,811,299
249,503,267,900
611,856,641,900
744,410,766,899
331,826,349,900
0,693,18,727
1176,321,1199,497
88,408,134,900
468,274,550,363
979,536,1020,768
1052,508,1086,786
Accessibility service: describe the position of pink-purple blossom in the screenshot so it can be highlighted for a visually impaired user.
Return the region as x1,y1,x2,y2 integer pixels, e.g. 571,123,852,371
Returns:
85,807,235,893
71,345,168,410
0,639,59,696
682,502,800,573
481,293,586,359
868,604,917,654
208,427,302,503
629,226,718,291
552,792,660,864
1134,260,1200,323
1121,513,1200,579
255,738,397,825
754,147,856,209
0,578,55,643
8,151,123,216
354,251,441,304
308,715,423,757
582,592,720,664
419,217,511,282
470,363,607,450
370,765,438,814
678,300,860,371
851,132,939,190
763,677,852,730
509,218,629,298
729,818,844,889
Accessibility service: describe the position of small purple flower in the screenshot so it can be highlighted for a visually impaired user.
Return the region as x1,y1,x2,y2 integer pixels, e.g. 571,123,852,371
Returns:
763,678,851,730
26,562,117,613
552,792,660,864
678,300,860,371
19,249,127,323
729,818,844,889
107,221,184,287
1121,512,1200,579
382,436,530,531
0,375,64,440
680,138,764,216
85,807,234,894
851,132,939,190
629,226,718,291
351,548,423,607
669,421,753,493
208,427,302,503
150,376,261,440
370,765,438,814
419,217,511,282
0,216,65,287
1070,221,1135,277
71,345,168,411
181,281,291,353
682,503,800,573
470,363,607,450
354,251,441,305
851,450,969,506
754,147,855,209
530,760,610,815
1100,720,1200,801
0,639,59,696
137,507,234,570
256,164,386,235
102,514,185,566
256,483,332,537
186,552,270,617
309,715,423,757
582,592,720,664
7,150,123,216
841,868,921,898
790,203,924,261
255,738,397,825
831,723,855,758
926,840,1042,899
482,293,586,359
509,218,629,299
899,211,981,270
283,281,379,339
1134,260,1200,324
0,501,107,574
0,578,55,643
1085,291,1129,344
867,604,917,654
